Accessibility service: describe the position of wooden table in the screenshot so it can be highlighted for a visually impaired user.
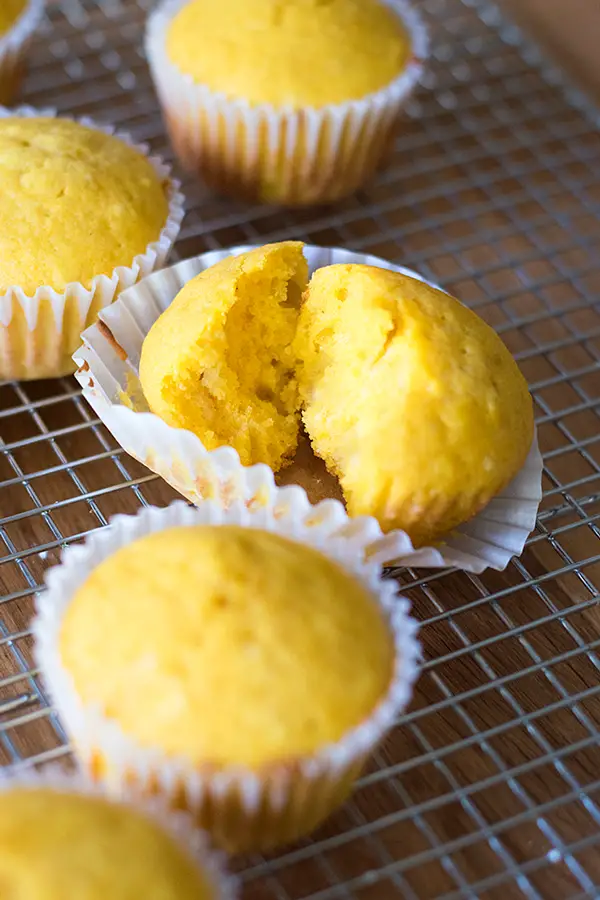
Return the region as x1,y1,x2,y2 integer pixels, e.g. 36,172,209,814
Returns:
502,0,600,99
1,1,600,898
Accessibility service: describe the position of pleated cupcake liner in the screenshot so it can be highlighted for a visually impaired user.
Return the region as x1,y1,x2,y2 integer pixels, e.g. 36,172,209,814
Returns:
0,105,185,380
74,244,543,574
0,0,43,104
145,0,428,205
0,766,237,898
33,499,420,853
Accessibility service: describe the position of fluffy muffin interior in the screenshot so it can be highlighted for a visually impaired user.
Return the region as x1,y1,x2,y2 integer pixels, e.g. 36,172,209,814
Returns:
139,242,307,471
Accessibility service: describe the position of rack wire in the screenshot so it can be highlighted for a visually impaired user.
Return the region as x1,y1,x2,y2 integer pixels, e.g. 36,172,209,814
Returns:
1,0,600,896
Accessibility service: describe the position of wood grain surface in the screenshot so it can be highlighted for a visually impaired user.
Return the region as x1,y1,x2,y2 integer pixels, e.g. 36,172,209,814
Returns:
500,0,600,98
1,2,600,898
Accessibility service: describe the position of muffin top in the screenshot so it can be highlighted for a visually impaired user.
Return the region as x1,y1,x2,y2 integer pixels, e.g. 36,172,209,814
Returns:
0,0,26,36
166,0,410,108
139,242,307,471
0,117,169,295
0,787,216,899
295,264,534,546
60,525,394,769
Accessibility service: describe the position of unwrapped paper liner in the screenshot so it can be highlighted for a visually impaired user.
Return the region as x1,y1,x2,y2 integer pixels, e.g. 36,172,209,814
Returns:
0,766,237,898
0,105,185,380
34,500,421,853
145,0,428,205
73,245,543,574
0,0,44,104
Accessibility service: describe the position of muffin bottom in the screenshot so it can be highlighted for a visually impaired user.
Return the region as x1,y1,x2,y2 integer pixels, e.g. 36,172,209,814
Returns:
88,747,365,854
164,105,402,206
0,292,111,381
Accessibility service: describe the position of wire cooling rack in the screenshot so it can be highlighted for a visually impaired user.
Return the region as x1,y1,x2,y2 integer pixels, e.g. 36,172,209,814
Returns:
1,0,600,897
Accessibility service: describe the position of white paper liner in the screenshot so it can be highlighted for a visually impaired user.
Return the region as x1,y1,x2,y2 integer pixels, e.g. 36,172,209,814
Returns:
74,244,543,575
0,0,43,103
0,766,237,898
145,0,428,205
34,499,420,852
0,105,185,380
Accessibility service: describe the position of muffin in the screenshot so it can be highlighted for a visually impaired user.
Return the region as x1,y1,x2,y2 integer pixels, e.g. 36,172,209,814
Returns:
76,244,541,571
139,241,307,470
146,0,427,205
34,500,420,853
294,263,535,547
0,775,234,898
0,111,184,380
0,0,43,104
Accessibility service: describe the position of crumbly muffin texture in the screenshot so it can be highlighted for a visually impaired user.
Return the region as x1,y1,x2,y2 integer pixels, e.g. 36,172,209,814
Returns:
294,263,534,546
0,117,169,294
59,525,394,769
166,0,409,108
0,787,215,899
0,0,26,36
139,242,307,471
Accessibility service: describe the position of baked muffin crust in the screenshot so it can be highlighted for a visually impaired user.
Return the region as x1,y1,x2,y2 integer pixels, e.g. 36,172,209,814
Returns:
166,0,410,108
0,787,216,898
0,117,168,294
294,263,534,546
59,524,394,768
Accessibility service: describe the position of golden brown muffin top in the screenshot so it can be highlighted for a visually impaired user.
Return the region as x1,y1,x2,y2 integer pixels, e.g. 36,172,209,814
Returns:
167,0,410,108
60,525,394,768
0,786,216,898
0,117,168,294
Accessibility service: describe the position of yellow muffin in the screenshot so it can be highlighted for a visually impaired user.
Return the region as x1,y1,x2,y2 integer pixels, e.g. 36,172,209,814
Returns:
295,264,534,547
148,0,423,205
0,786,219,898
0,115,178,380
167,0,409,108
0,117,168,295
60,525,394,769
139,242,307,471
0,0,26,36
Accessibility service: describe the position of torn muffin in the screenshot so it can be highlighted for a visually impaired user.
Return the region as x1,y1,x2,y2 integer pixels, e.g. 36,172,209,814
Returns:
139,242,307,470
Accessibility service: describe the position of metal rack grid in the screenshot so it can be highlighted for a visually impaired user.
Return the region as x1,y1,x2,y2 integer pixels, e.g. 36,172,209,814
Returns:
1,0,599,897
